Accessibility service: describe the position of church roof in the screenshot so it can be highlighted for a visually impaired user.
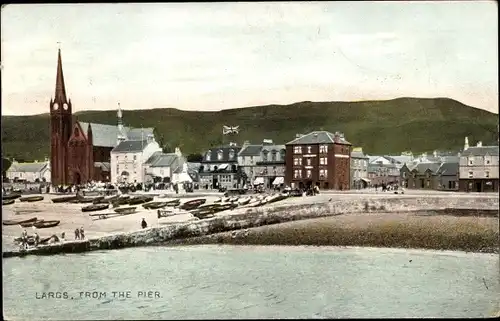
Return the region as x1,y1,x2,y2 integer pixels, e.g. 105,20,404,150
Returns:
112,140,149,153
79,121,154,148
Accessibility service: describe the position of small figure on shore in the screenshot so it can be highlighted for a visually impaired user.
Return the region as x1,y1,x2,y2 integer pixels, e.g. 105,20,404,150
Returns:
141,218,147,229
34,232,40,247
79,227,85,240
75,228,80,240
21,230,29,250
61,232,65,241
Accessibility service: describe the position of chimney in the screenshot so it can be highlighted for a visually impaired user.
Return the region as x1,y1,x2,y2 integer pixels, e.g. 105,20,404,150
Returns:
295,133,303,138
174,147,182,156
333,131,340,143
243,140,250,147
147,133,154,143
476,141,482,147
262,139,273,145
433,150,437,158
464,136,469,150
339,132,345,139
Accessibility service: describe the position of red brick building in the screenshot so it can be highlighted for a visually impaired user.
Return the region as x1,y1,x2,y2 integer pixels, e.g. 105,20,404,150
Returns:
285,131,351,190
50,49,153,186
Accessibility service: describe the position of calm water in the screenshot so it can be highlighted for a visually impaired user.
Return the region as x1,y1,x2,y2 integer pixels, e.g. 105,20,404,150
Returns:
3,245,499,320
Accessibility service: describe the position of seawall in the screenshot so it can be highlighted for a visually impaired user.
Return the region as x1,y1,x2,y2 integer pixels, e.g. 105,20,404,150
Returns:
3,195,498,258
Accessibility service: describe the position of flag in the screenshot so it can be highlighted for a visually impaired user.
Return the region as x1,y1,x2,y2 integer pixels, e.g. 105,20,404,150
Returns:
222,125,240,135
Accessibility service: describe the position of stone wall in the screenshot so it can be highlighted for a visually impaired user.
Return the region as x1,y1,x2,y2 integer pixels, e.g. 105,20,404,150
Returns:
3,195,498,258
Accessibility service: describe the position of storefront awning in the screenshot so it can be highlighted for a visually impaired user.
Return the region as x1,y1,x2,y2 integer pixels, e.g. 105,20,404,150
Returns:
217,164,229,170
253,177,264,185
272,177,284,185
361,178,371,183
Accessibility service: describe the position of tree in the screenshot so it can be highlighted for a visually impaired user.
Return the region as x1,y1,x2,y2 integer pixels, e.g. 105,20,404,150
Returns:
2,158,12,177
186,153,203,162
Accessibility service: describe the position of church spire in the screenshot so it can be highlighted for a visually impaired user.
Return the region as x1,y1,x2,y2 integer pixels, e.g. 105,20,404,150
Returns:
55,48,68,104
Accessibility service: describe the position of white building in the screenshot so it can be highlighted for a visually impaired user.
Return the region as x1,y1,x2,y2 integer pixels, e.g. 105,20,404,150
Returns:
110,134,162,184
6,160,51,183
144,148,185,183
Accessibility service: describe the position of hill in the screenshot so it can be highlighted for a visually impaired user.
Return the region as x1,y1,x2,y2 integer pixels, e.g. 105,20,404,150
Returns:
1,97,498,162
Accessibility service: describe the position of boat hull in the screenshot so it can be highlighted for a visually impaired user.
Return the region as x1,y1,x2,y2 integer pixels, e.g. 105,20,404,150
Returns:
19,196,44,202
82,204,110,212
3,217,38,226
33,220,60,229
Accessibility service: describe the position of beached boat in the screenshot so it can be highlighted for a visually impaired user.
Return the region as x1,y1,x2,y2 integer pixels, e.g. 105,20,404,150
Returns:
157,194,169,199
19,195,44,202
157,209,177,218
238,197,252,206
128,196,154,205
143,201,168,209
3,199,15,205
3,217,38,226
103,195,119,203
266,193,288,204
178,198,206,210
82,203,109,212
34,220,60,229
3,193,22,200
191,210,215,220
51,195,78,203
91,196,106,204
114,206,137,214
229,196,239,203
165,199,181,206
213,198,222,203
20,219,45,228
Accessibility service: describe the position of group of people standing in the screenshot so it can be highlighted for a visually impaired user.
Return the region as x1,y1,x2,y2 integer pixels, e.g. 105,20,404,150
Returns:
74,227,85,240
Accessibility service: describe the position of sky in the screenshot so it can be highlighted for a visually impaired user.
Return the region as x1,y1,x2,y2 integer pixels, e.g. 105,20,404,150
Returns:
1,1,498,116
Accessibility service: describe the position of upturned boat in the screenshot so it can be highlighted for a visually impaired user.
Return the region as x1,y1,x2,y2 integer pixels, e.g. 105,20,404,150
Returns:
3,217,38,226
3,193,22,200
191,210,215,220
114,206,137,214
19,195,44,202
20,219,44,228
82,203,109,212
143,201,168,209
178,198,206,210
3,199,15,205
128,196,154,205
34,220,60,228
51,195,78,203
238,197,252,206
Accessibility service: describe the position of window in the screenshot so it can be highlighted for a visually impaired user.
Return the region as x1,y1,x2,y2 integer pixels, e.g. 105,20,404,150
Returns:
116,155,119,161
319,157,328,165
319,169,328,179
486,159,491,165
306,169,312,178
485,171,490,178
293,146,302,154
468,171,473,178
229,149,235,159
293,157,302,166
319,145,328,153
307,146,312,154
402,172,407,178
426,180,430,187
206,152,211,161
271,150,277,162
293,169,302,179
280,149,286,160
133,155,137,161
468,157,474,165
250,156,254,164
306,158,311,166
262,151,269,162
217,150,223,161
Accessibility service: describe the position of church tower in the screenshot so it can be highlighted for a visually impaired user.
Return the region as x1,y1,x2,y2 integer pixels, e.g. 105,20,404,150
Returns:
50,48,73,186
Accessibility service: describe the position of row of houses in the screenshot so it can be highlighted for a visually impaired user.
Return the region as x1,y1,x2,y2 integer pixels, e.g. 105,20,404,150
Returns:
6,129,499,192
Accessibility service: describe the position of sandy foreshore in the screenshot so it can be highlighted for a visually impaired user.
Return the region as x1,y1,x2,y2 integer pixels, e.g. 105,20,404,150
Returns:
164,213,499,253
2,190,499,255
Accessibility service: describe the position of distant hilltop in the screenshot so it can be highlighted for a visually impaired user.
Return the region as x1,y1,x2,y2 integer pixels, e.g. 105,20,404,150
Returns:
1,97,498,161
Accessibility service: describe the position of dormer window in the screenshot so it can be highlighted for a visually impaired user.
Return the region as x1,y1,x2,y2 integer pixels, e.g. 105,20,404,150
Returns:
280,149,285,160
229,149,235,159
217,150,223,161
468,157,474,165
271,150,277,162
262,150,269,162
206,151,211,161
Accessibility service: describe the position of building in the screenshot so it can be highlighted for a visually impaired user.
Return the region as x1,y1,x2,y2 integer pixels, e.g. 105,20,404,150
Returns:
350,148,369,189
199,144,242,190
110,137,162,184
237,142,263,186
458,139,499,192
254,142,286,188
144,148,185,183
6,160,51,183
435,162,459,191
285,131,351,190
49,49,154,185
400,162,441,189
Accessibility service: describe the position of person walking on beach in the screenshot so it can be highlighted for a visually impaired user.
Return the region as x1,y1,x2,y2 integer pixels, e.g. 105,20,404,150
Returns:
34,232,40,247
74,228,80,240
79,227,85,240
141,218,148,229
61,232,65,241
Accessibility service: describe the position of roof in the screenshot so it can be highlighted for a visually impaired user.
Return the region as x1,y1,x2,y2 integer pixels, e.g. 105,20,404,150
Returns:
436,162,459,176
286,131,351,145
111,140,149,153
94,162,110,171
202,146,241,163
146,152,181,168
261,144,286,153
351,151,368,159
8,162,48,173
411,162,442,175
79,121,154,148
461,146,499,157
385,155,413,165
238,145,263,157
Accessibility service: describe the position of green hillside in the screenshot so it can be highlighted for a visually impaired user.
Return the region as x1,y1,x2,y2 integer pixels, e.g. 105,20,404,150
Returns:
1,97,498,162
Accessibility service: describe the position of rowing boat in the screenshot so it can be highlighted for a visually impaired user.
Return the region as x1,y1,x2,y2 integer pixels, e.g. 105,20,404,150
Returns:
20,219,44,228
3,217,38,226
3,199,15,205
164,199,181,206
157,209,178,218
114,206,137,214
143,201,168,209
52,195,78,203
82,203,109,212
178,198,206,210
3,193,22,200
34,220,60,229
19,195,44,202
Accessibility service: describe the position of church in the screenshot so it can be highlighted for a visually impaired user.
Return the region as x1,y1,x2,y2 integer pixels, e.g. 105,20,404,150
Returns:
50,49,154,186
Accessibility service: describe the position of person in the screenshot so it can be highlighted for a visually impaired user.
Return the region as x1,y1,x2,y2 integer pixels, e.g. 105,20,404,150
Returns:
141,218,148,229
21,230,29,250
34,232,40,247
74,228,80,240
61,232,65,241
79,227,85,240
